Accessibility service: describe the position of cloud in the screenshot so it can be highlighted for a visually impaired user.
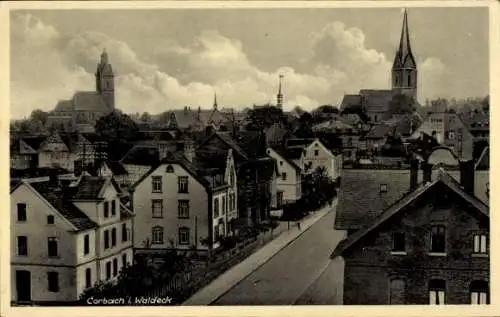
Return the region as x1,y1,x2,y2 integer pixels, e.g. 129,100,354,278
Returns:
10,12,446,119
419,57,446,100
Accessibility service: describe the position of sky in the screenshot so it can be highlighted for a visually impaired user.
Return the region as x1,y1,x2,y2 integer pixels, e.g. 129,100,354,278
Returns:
10,7,489,118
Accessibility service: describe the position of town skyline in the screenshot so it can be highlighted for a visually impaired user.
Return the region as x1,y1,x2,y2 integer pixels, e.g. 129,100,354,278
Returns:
10,7,488,119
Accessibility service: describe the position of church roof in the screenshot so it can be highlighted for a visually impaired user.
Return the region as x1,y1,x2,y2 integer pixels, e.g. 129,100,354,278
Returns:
340,94,362,112
73,92,108,112
359,89,396,113
54,100,74,112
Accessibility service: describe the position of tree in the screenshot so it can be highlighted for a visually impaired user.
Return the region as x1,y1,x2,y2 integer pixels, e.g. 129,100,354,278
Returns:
95,110,139,141
244,105,285,130
140,112,152,122
30,109,49,126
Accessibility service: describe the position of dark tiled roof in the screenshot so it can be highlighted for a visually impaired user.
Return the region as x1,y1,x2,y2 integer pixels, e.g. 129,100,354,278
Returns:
332,169,489,258
334,169,412,230
10,167,70,180
269,146,302,171
214,132,248,160
286,138,315,148
363,124,395,140
359,89,395,113
107,142,135,161
72,176,107,200
28,181,98,231
340,94,362,112
21,136,47,151
73,92,108,112
475,147,489,170
107,161,129,175
120,146,160,166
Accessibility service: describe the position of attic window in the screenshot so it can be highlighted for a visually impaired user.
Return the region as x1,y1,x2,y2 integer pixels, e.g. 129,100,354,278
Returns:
380,184,388,193
166,165,174,173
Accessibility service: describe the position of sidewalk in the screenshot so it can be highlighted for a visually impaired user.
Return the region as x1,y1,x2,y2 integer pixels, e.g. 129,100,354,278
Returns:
182,199,337,305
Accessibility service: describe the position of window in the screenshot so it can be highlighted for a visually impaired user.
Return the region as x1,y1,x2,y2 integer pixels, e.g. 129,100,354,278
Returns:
380,184,388,193
222,197,226,215
429,279,446,305
47,272,59,292
112,258,118,277
179,227,190,245
178,176,189,193
374,115,378,122
104,230,110,249
430,225,446,254
152,176,162,193
407,73,411,86
470,281,489,304
314,150,319,156
122,223,128,242
17,236,27,256
448,131,455,140
106,261,111,279
122,253,127,267
48,237,58,257
280,161,283,166
111,228,117,247
17,203,27,222
47,215,55,224
104,201,109,218
178,200,190,219
389,279,406,304
152,199,163,218
84,234,90,255
230,170,235,186
277,191,284,209
392,232,406,253
214,198,220,218
282,172,287,181
85,268,92,289
152,226,164,244
111,200,116,216
166,165,174,173
473,234,487,254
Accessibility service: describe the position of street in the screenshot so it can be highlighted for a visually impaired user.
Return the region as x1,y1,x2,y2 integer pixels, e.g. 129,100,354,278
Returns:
212,204,346,305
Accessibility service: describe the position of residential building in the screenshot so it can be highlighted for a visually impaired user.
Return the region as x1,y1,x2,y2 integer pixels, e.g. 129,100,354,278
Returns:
130,147,238,252
287,138,342,182
332,147,489,304
198,132,275,226
266,147,302,205
410,112,474,160
10,174,133,304
10,138,39,170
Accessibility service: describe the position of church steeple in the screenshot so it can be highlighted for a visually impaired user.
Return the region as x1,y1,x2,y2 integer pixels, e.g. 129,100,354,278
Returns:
276,74,284,109
392,9,417,100
95,49,115,110
213,92,218,110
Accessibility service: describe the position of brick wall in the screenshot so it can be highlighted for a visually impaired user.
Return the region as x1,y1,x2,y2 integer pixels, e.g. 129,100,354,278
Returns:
342,182,489,304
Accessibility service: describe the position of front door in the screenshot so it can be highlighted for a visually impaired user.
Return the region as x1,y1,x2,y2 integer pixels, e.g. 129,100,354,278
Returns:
16,270,31,302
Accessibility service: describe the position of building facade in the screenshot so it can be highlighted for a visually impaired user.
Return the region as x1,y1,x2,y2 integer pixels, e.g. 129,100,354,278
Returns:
266,147,302,205
10,175,133,304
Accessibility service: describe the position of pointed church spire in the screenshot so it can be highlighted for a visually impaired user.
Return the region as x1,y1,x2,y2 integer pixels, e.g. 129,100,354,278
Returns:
277,74,284,109
213,92,218,110
100,48,109,65
393,9,416,68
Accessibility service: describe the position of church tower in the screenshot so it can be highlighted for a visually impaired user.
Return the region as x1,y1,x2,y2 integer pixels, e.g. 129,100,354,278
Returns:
276,74,284,109
95,49,115,110
392,9,417,100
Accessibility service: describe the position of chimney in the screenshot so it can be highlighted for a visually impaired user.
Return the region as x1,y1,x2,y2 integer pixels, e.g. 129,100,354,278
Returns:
183,140,195,162
422,162,433,184
410,158,419,190
460,159,475,194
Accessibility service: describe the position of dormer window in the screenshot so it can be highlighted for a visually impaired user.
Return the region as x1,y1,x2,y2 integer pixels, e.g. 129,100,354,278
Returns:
380,184,388,193
166,165,174,173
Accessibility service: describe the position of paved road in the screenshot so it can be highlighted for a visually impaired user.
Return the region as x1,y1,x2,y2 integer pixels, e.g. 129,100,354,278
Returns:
212,205,346,305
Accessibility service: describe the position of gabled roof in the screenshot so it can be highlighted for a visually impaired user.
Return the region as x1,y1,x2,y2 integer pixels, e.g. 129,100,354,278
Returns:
120,146,160,166
359,89,396,114
106,161,129,175
131,151,230,193
331,169,488,259
10,139,37,155
475,146,489,170
363,124,396,140
340,94,362,112
334,169,412,230
312,119,355,133
198,132,249,162
21,136,47,151
27,181,98,231
73,91,108,112
72,175,121,200
286,138,315,149
268,146,302,172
